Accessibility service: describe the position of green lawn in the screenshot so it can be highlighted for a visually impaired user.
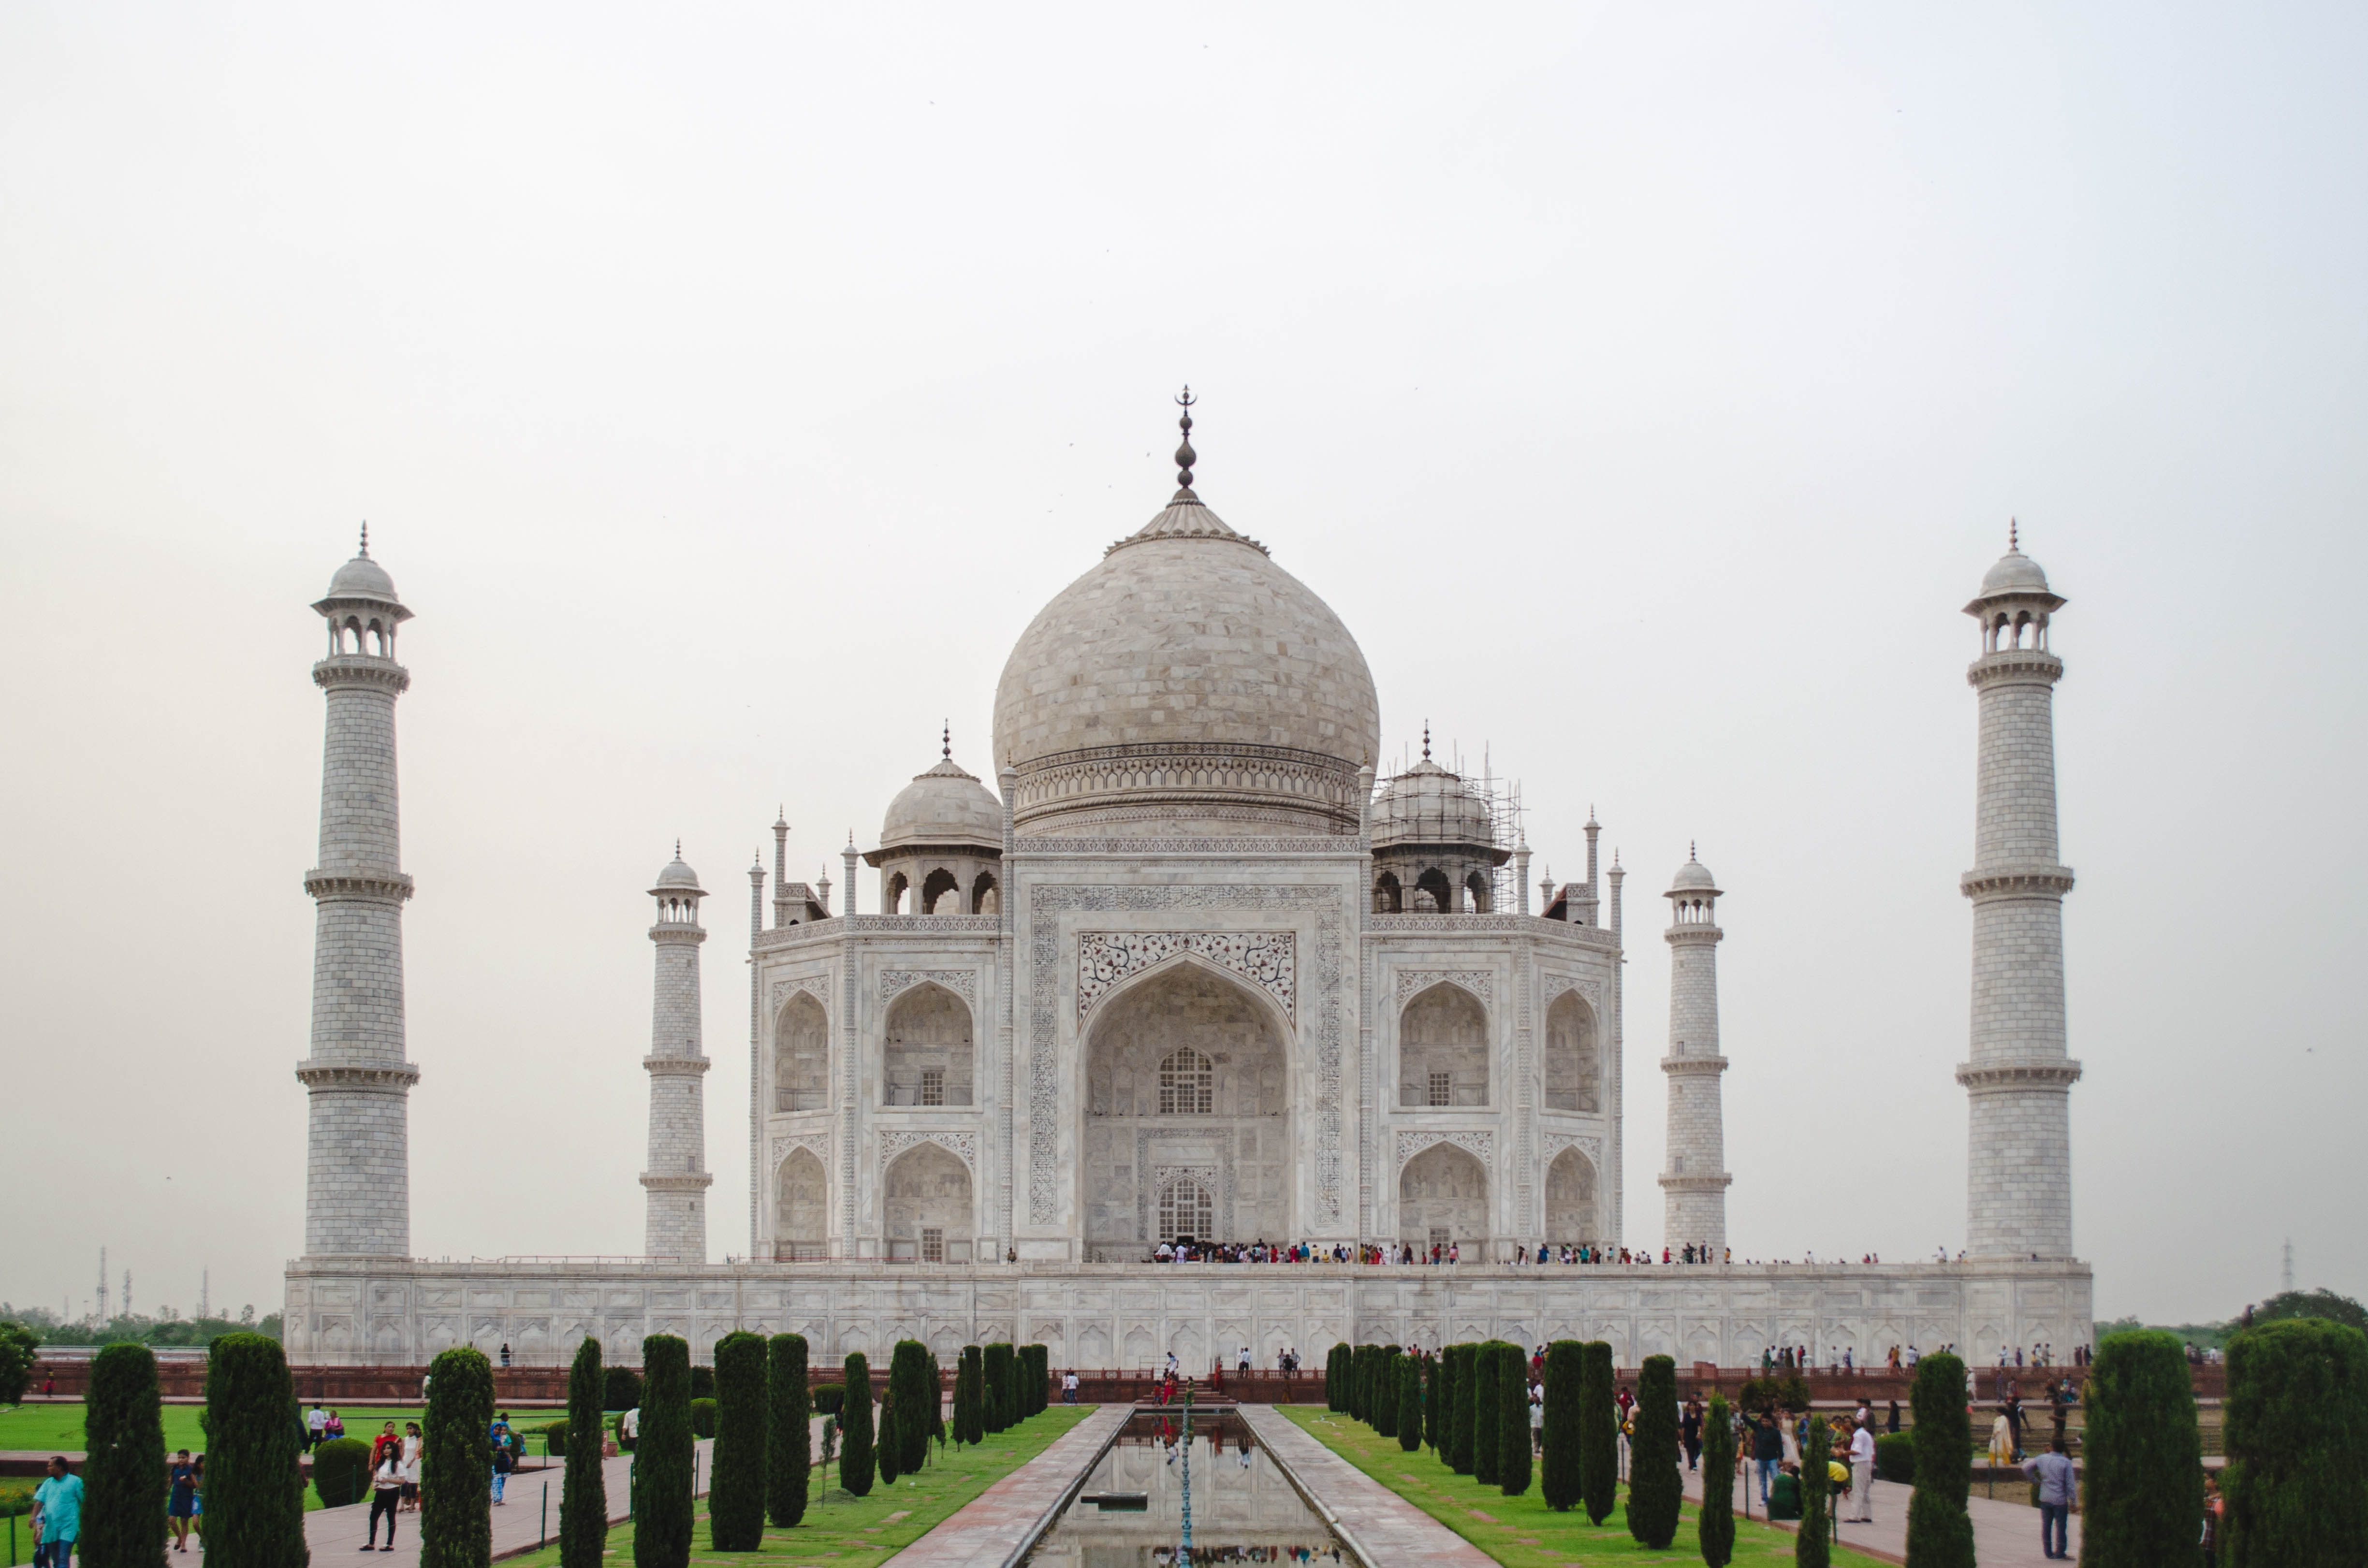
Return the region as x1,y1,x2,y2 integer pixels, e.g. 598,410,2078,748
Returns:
1280,1408,1889,1568
496,1406,1094,1568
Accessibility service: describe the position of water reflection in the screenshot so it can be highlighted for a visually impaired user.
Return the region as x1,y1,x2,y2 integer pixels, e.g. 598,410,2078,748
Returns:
1021,1411,1346,1568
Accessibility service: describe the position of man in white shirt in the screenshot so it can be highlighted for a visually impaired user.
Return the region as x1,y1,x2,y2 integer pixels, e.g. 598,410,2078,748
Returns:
620,1407,640,1446
1846,1416,1878,1522
306,1404,329,1451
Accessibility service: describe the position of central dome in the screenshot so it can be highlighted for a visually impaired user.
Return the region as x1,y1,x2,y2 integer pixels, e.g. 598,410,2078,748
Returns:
993,487,1381,838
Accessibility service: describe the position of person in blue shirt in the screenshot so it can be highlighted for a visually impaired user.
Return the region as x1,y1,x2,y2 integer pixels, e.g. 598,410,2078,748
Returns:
2023,1436,2078,1559
33,1456,83,1568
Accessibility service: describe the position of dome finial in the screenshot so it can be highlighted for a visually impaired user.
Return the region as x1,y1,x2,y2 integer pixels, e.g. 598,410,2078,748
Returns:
1421,721,1432,761
2009,517,2019,552
1174,385,1197,491
358,521,369,557
1690,838,1696,860
674,837,682,858
943,720,951,760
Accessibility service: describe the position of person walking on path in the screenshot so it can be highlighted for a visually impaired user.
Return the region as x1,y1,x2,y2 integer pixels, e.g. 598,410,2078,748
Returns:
307,1404,328,1452
2024,1437,2076,1559
1751,1413,1784,1506
399,1424,421,1512
168,1450,199,1553
1845,1416,1876,1522
32,1456,83,1568
364,1446,402,1551
1063,1369,1079,1403
1989,1405,2015,1489
1681,1399,1703,1472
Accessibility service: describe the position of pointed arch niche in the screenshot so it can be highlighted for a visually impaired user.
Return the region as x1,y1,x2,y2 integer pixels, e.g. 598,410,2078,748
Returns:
1544,1145,1600,1245
883,982,972,1107
774,992,829,1113
1398,1141,1488,1252
1082,959,1292,1256
1543,988,1600,1112
882,1141,973,1263
1399,981,1488,1107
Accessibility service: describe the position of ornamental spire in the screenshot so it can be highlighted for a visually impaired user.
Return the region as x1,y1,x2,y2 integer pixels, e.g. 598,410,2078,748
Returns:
943,720,951,760
1174,385,1197,492
359,521,369,557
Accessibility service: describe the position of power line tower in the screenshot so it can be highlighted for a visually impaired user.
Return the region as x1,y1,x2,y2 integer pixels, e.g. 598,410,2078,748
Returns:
2281,1237,2295,1295
97,1248,108,1322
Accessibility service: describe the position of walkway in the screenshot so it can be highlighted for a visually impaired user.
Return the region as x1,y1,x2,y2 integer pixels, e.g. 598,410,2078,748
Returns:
885,1406,1128,1568
1682,1456,2079,1568
1239,1406,1497,1568
302,1437,715,1566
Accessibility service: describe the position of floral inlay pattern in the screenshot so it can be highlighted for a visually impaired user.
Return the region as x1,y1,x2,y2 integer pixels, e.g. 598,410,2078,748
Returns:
1076,931,1296,1024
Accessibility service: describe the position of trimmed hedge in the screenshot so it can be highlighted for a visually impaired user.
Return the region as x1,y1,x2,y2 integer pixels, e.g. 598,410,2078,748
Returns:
1697,1393,1736,1568
203,1333,309,1568
810,1383,845,1416
1471,1341,1504,1486
311,1437,374,1508
987,1343,1017,1434
2081,1330,2201,1568
1449,1344,1477,1475
838,1352,875,1497
1873,1432,1915,1483
560,1337,608,1568
1905,1352,1973,1568
1424,1348,1447,1454
1625,1355,1676,1544
84,1341,166,1568
766,1335,810,1528
422,1345,495,1568
708,1331,768,1551
2224,1316,2368,1568
1374,1346,1401,1438
954,1347,983,1446
889,1341,935,1475
604,1365,643,1413
1498,1343,1532,1498
690,1364,717,1402
1540,1340,1580,1511
1579,1340,1617,1526
1397,1353,1424,1453
876,1397,900,1487
635,1336,694,1568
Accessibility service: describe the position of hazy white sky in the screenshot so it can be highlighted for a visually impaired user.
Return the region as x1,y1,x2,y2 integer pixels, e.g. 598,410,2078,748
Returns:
4,3,2362,1328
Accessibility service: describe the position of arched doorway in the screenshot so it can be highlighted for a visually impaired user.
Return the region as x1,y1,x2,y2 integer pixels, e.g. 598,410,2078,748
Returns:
1082,962,1291,1257
1544,1146,1598,1246
1399,982,1488,1106
1399,1142,1488,1254
775,1147,826,1260
883,1143,973,1263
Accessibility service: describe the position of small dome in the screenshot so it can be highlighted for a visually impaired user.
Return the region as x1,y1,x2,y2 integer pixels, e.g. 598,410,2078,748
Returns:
1370,757,1495,849
326,552,399,603
653,851,702,892
1671,855,1716,892
1980,549,2051,597
880,755,1004,852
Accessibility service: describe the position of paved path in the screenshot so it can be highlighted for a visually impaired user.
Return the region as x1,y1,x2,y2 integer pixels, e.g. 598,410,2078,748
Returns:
885,1406,1127,1568
1681,1457,2078,1567
302,1437,716,1566
1239,1406,1498,1568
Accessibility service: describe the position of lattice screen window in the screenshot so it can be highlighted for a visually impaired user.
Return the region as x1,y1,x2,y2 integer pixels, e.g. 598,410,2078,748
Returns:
1159,1178,1214,1241
1428,1071,1452,1107
1430,1227,1450,1252
921,1227,944,1263
1159,1049,1214,1115
920,1068,945,1107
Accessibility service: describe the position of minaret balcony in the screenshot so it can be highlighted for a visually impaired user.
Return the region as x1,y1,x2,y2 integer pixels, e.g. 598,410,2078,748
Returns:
1966,648,2064,688
1656,1172,1733,1192
1959,865,2076,900
642,1055,712,1074
304,869,414,901
638,1172,714,1192
295,1060,421,1090
1956,1060,2083,1093
1659,1053,1729,1075
311,656,411,694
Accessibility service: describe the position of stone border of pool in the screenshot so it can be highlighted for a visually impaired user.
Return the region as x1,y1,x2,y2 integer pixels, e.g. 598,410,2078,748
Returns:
1240,1406,1499,1568
887,1406,1131,1568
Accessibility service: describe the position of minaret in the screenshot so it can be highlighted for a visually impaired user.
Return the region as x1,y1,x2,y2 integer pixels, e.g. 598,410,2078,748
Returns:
1958,528,2081,1259
642,845,713,1263
296,528,421,1257
1660,846,1731,1254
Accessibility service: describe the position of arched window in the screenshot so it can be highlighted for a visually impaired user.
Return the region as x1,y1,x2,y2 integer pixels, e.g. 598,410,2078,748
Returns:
972,871,999,914
774,992,828,1111
1158,1176,1214,1242
921,868,960,914
884,872,909,915
775,1147,827,1260
1158,1048,1213,1116
883,982,973,1106
1399,982,1488,1107
1546,1146,1597,1243
1543,990,1599,1112
1374,871,1403,913
1415,868,1453,913
1465,870,1491,914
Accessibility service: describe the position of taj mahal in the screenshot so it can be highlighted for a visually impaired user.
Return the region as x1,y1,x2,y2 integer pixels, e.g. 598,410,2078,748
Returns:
283,398,2092,1369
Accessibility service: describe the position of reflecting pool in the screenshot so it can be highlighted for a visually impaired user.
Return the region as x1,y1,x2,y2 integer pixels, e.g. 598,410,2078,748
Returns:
1020,1410,1347,1568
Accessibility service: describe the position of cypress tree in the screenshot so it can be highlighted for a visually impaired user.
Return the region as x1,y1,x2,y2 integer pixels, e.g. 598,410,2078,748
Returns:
1029,1345,1049,1416
2081,1329,2202,1568
1397,1354,1424,1452
838,1352,875,1497
1697,1393,1736,1568
1498,1345,1533,1497
1345,1344,1364,1422
82,1341,166,1568
876,1397,900,1486
1374,1347,1401,1438
2224,1317,2368,1568
1449,1345,1477,1474
766,1334,810,1528
201,1333,307,1568
708,1331,769,1550
987,1343,1015,1433
604,1365,643,1414
634,1335,694,1568
1904,1352,1973,1568
955,1346,984,1446
1541,1340,1582,1510
1425,1349,1447,1454
1472,1342,1503,1486
1324,1344,1339,1409
1795,1416,1831,1568
1579,1341,1618,1526
1333,1344,1350,1413
423,1345,495,1568
560,1337,609,1568
1626,1355,1679,1545
890,1342,934,1473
